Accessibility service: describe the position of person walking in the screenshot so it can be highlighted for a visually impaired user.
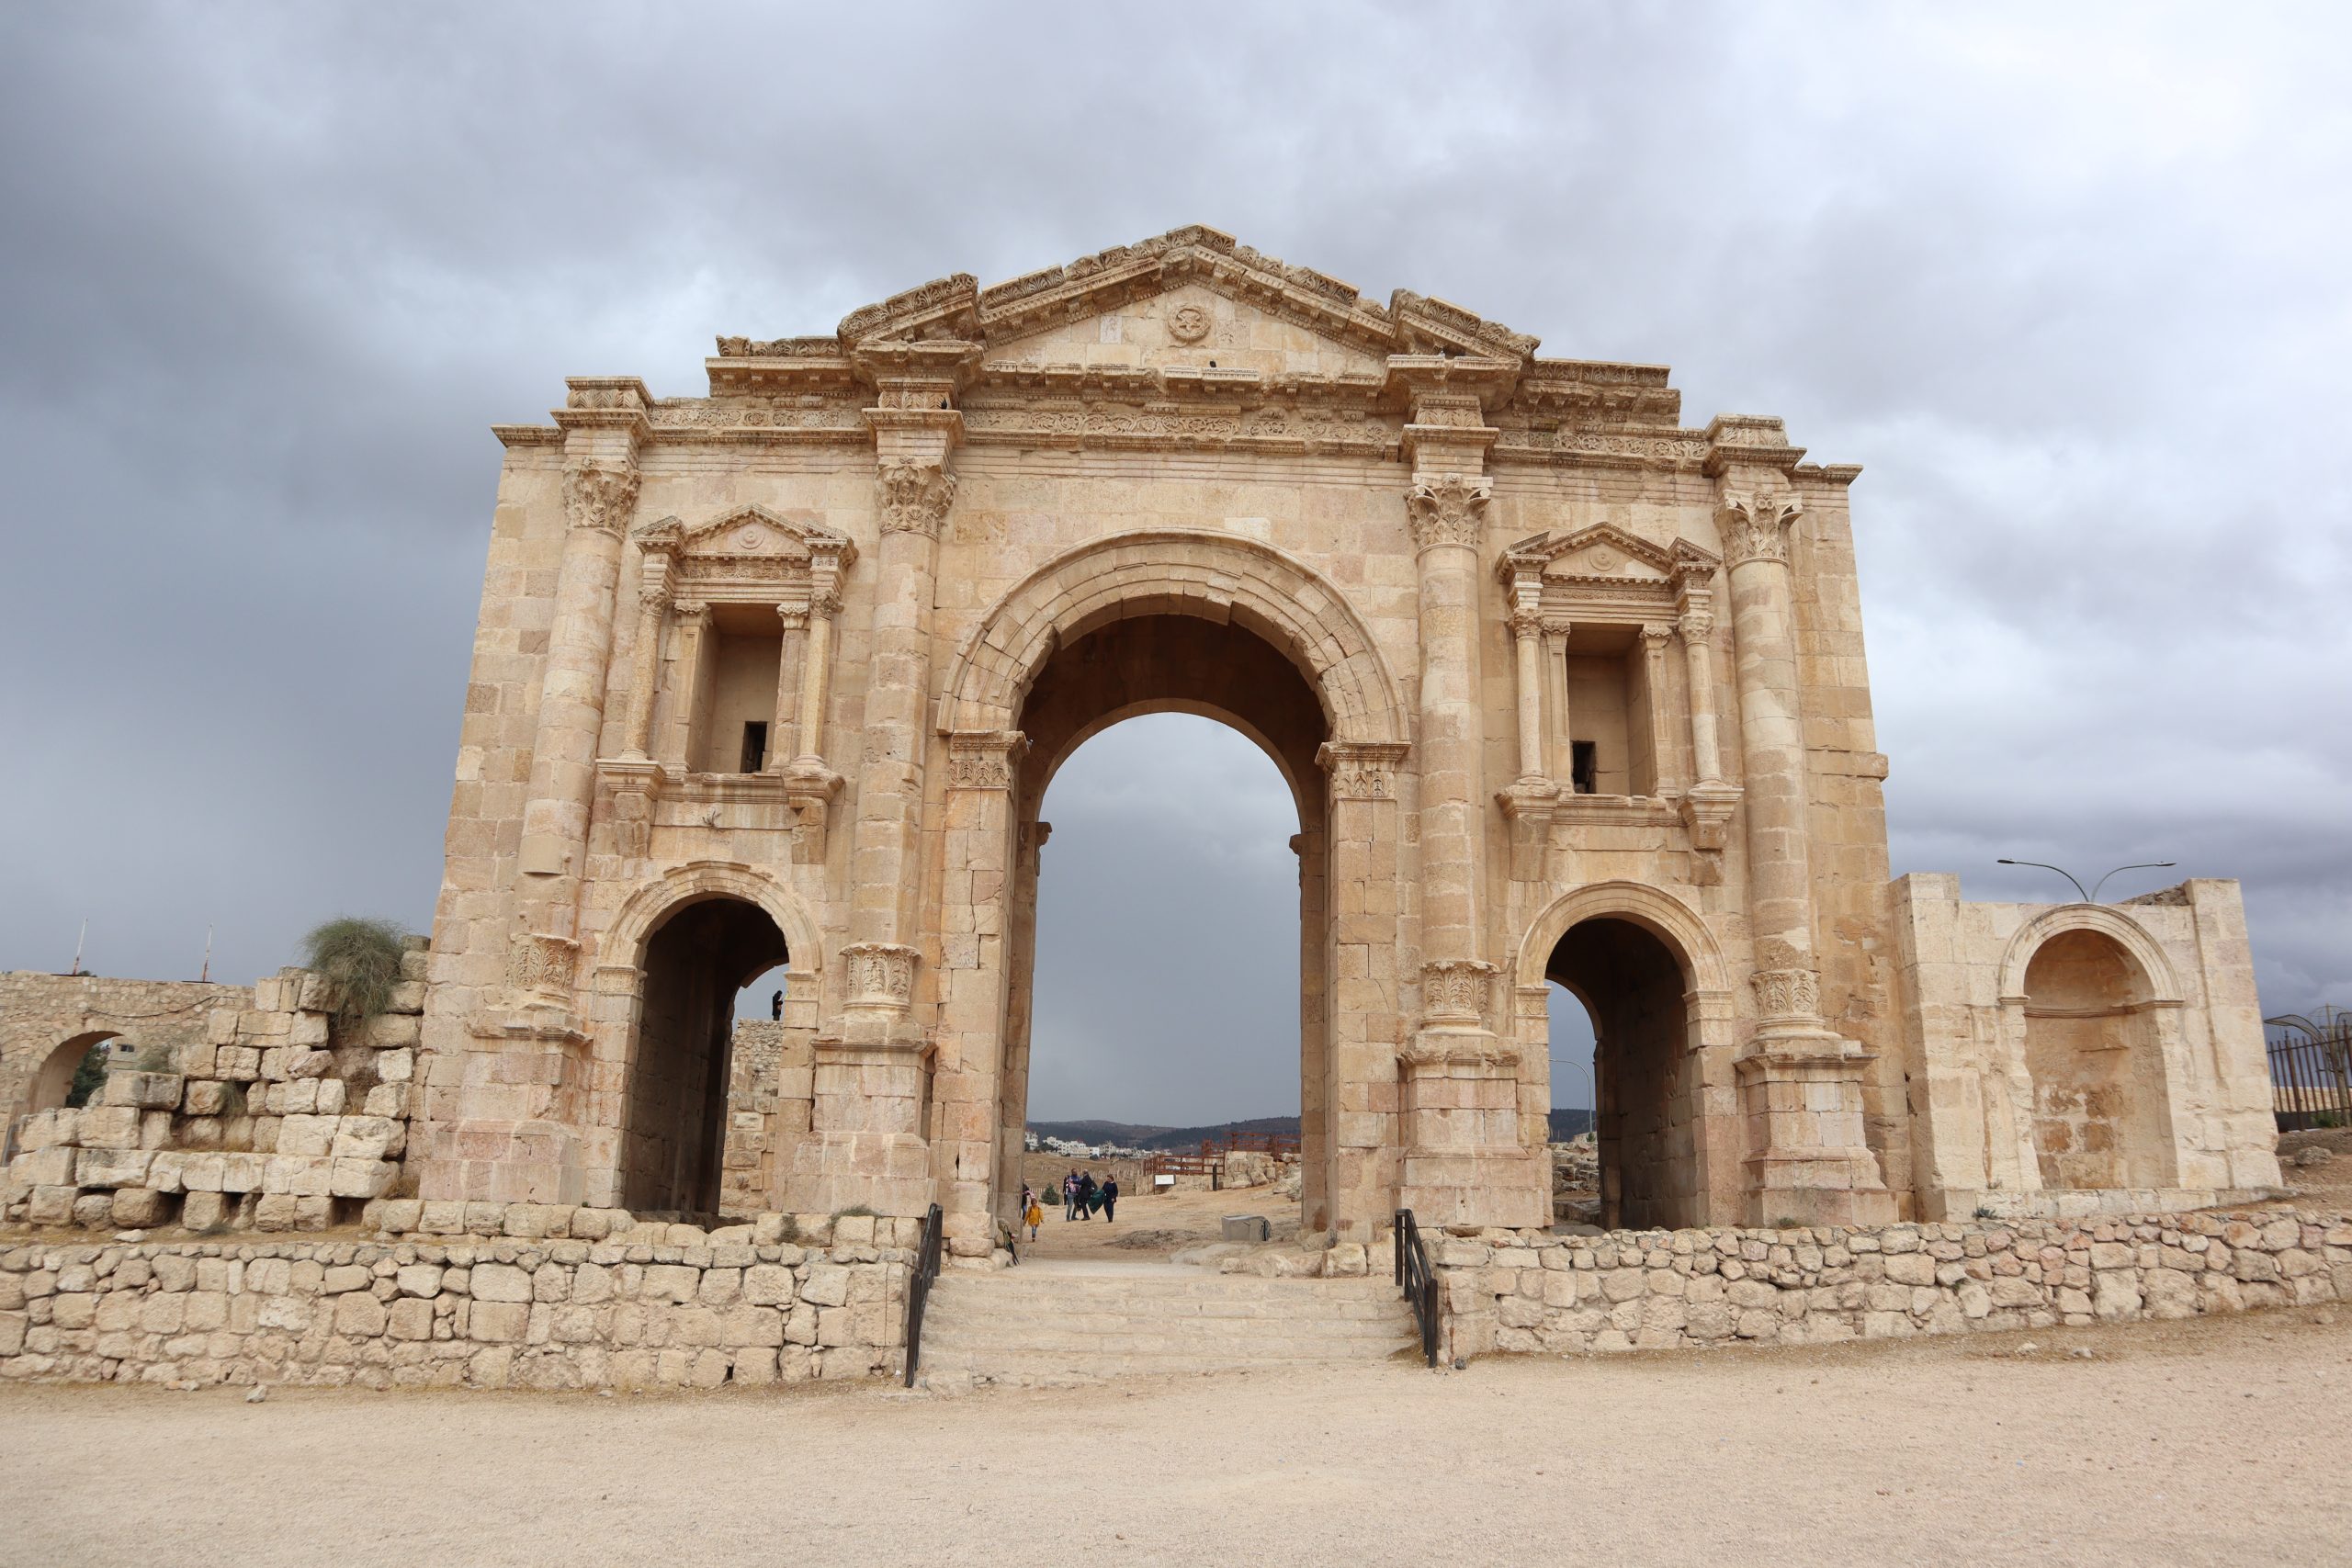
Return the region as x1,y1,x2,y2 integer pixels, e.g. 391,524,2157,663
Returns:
1023,1190,1044,1242
769,989,783,1021
1075,1170,1098,1221
1062,1169,1079,1222
1100,1175,1119,1224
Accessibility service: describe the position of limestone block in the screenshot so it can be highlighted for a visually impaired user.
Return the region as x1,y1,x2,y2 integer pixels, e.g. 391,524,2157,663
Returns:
470,1264,533,1303
28,1186,78,1225
180,1191,231,1230
330,1159,397,1200
17,1110,77,1150
288,1048,333,1078
378,1049,414,1084
74,1147,153,1189
103,1072,184,1111
110,1189,170,1228
277,1114,336,1158
76,1105,141,1150
331,1117,401,1162
363,1084,410,1118
183,1081,229,1117
217,1047,261,1081
365,1013,423,1049
10,1147,77,1187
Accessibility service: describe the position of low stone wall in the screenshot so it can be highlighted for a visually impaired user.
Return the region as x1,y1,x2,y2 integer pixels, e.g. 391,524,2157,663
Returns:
1436,1208,2352,1359
0,1206,921,1391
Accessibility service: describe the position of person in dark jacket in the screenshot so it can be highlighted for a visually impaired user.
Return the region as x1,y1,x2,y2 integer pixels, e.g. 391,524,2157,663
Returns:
1075,1170,1098,1220
1100,1176,1119,1223
769,989,783,1021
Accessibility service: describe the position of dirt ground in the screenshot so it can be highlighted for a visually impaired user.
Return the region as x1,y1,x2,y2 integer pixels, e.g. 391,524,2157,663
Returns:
6,1306,2349,1566
1012,1175,1298,1260
2276,1128,2352,1208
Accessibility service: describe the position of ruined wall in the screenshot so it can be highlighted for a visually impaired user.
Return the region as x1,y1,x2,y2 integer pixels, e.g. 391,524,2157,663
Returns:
1,948,427,1233
0,1204,915,1391
0,973,251,1125
1435,1208,2352,1360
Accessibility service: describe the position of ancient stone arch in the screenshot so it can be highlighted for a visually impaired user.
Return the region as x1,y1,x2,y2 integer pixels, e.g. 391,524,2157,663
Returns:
1994,903,2184,1006
594,858,824,993
1513,880,1729,998
941,529,1409,749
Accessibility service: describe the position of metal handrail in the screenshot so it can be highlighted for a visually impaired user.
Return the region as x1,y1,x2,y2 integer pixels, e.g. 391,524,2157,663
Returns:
1395,1207,1441,1368
900,1202,944,1388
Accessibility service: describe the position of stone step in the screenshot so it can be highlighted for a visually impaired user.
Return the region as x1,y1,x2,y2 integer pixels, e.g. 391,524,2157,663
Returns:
915,1267,1420,1383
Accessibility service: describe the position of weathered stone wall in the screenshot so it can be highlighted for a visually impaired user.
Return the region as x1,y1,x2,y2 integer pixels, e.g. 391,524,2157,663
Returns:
1434,1209,2352,1361
1,950,427,1232
0,1204,917,1390
0,972,251,1124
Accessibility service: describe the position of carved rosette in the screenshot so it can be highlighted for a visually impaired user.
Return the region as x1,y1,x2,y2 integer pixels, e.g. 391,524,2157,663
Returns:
876,458,957,537
1404,472,1489,554
841,942,919,1011
507,931,579,998
1420,958,1496,1028
1715,490,1804,568
563,464,641,536
946,729,1026,791
1317,740,1410,802
1748,964,1822,1025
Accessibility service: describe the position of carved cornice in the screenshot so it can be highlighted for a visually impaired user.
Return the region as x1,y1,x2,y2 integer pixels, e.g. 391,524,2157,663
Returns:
1316,739,1411,801
945,729,1027,791
1716,489,1805,569
1399,1032,1521,1071
562,464,640,536
1404,472,1489,554
877,457,957,537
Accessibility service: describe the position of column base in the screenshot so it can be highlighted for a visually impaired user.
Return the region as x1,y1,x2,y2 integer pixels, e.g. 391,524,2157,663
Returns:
789,1020,935,1219
1734,1038,1898,1227
1396,1026,1550,1230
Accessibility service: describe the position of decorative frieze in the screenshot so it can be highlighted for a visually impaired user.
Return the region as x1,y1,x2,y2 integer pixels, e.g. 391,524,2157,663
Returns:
506,932,579,998
945,729,1026,791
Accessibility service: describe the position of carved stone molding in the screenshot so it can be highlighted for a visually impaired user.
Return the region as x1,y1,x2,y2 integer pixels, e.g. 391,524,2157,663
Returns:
877,457,957,537
945,728,1027,791
563,464,641,537
1404,472,1489,554
1748,964,1822,1025
841,942,920,1010
1678,605,1715,641
507,931,579,998
671,599,710,627
1641,621,1675,650
1716,489,1804,569
1316,739,1411,801
1420,958,1496,1028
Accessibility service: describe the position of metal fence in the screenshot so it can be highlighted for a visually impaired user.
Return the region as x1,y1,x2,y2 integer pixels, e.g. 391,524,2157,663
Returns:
2267,1007,2352,1133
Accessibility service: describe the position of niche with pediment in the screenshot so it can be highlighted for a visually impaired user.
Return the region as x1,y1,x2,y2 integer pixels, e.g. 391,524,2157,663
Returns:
1498,523,1720,804
632,505,855,781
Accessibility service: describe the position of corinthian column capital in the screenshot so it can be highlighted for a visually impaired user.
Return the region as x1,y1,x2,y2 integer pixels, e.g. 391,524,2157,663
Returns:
562,463,641,536
1404,472,1489,554
1715,488,1804,568
877,457,957,537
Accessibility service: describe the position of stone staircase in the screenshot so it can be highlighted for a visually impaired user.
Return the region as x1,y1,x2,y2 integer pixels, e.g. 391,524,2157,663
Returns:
915,1260,1421,1385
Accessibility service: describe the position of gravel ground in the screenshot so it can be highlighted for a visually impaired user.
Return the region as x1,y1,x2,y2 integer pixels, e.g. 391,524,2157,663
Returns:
6,1306,2347,1566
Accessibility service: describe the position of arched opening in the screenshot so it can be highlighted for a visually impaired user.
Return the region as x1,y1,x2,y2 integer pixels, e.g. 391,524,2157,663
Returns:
1546,984,1599,1225
999,610,1330,1247
27,1031,120,1117
1545,918,1698,1229
627,896,787,1214
2022,928,2175,1190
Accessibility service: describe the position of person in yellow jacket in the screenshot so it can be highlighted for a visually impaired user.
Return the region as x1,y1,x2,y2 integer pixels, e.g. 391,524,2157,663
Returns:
1023,1193,1044,1241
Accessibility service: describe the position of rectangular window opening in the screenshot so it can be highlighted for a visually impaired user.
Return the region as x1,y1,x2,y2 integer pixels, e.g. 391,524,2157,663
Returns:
1570,739,1599,795
740,721,768,774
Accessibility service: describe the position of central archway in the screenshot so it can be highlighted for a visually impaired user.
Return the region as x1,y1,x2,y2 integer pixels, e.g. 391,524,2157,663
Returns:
940,532,1411,1242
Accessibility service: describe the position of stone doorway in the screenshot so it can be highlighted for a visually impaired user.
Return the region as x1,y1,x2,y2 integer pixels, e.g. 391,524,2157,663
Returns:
2020,928,2177,1191
624,896,786,1213
995,612,1333,1239
1546,917,1707,1229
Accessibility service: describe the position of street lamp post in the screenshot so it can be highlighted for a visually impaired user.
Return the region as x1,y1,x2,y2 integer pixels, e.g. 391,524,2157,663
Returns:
1996,858,2177,903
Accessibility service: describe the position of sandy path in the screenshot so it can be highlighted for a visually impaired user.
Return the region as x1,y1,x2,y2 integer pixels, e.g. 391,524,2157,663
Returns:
5,1308,2346,1566
1015,1181,1297,1260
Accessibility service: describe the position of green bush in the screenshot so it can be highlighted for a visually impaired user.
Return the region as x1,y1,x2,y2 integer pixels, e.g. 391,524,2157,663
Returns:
300,916,412,1022
64,1043,112,1108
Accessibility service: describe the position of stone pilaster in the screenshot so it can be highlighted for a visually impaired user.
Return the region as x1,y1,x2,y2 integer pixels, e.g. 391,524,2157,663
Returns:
930,728,1026,1254
1712,419,1894,1224
511,381,647,1014
1316,739,1412,1240
770,602,808,768
781,537,853,858
1641,622,1681,797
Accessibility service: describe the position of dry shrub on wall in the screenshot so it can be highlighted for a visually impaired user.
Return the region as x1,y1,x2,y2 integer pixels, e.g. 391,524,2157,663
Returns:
300,917,411,1022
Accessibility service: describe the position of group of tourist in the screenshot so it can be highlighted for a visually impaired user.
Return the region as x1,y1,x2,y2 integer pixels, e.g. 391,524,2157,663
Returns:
1018,1169,1119,1239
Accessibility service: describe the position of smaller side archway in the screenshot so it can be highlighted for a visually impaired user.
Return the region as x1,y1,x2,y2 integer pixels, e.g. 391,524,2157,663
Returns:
1515,884,1740,1228
2005,919,2180,1192
27,1032,121,1117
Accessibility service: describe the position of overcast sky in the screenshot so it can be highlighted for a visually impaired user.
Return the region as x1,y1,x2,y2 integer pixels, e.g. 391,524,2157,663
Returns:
2,6,2345,1126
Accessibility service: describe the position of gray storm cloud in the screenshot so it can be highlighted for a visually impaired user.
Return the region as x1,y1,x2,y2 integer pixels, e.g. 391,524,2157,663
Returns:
1,4,2343,1125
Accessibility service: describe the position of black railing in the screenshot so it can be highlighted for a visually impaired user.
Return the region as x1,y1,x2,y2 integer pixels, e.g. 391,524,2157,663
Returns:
2268,1010,2352,1133
1395,1207,1441,1368
900,1202,944,1388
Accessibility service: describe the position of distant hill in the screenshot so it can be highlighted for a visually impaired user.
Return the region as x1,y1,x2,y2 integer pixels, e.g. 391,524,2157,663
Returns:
1028,1115,1299,1152
1031,1110,1594,1149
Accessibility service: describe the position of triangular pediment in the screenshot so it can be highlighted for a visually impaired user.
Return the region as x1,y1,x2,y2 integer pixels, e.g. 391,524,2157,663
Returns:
1506,523,1675,583
816,226,1540,367
637,505,854,565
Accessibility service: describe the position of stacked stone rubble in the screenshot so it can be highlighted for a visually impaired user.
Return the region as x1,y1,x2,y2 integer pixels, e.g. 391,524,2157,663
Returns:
0,1203,917,1389
1433,1208,2352,1360
0,943,428,1233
